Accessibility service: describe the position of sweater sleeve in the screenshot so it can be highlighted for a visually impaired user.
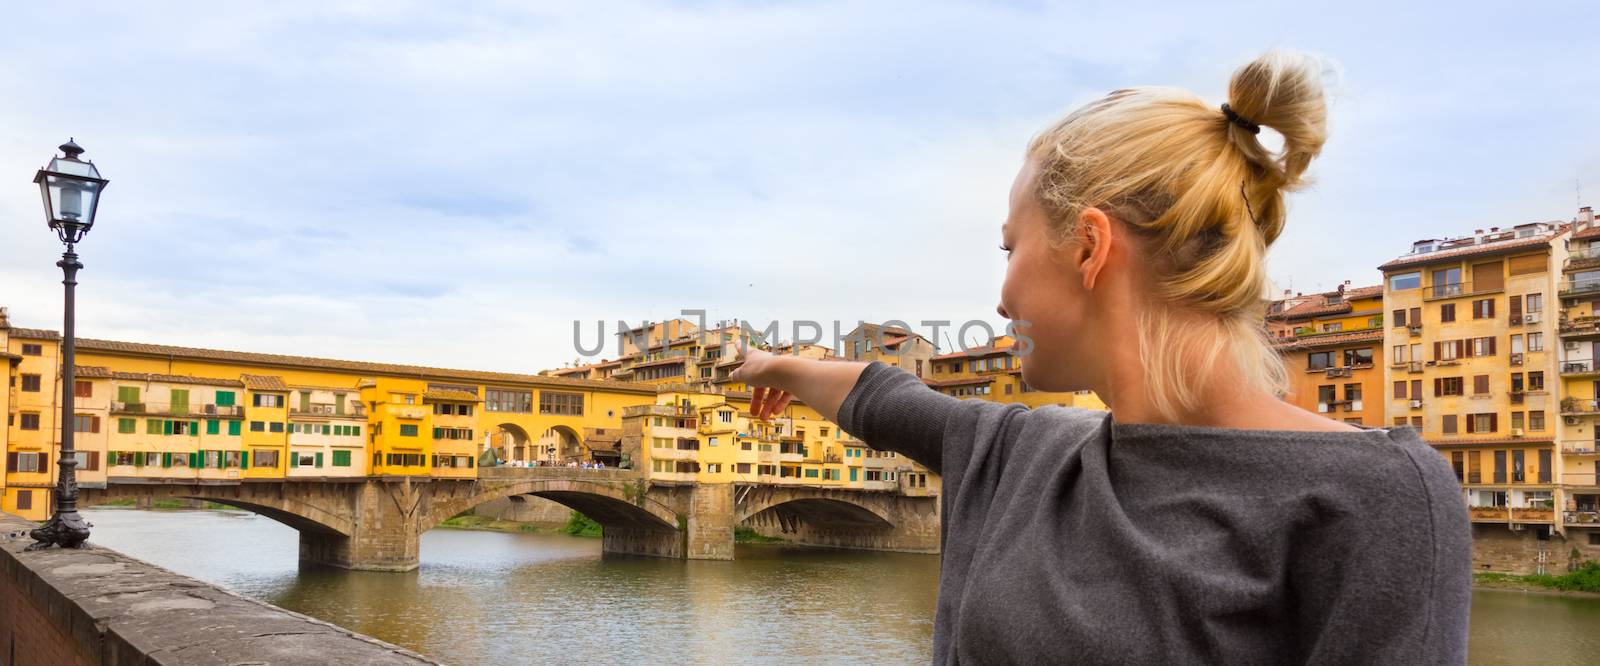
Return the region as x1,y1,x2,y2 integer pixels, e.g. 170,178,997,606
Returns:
1289,440,1473,665
835,360,1031,477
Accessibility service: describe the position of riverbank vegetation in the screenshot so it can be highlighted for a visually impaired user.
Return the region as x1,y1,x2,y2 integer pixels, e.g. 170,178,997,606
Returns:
92,499,233,510
438,515,541,533
734,527,786,544
1475,563,1600,595
561,512,603,538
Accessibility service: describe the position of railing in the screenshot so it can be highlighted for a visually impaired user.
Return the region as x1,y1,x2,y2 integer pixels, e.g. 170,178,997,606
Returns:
1424,281,1501,300
1562,361,1596,375
1561,399,1600,414
1324,367,1353,378
822,454,842,464
290,404,365,418
1565,247,1600,272
110,402,242,417
1406,361,1425,374
1408,325,1423,337
1559,279,1600,297
1510,353,1524,366
1511,507,1556,522
1564,511,1600,524
1561,316,1600,336
1560,441,1600,455
1511,391,1525,404
1467,506,1510,521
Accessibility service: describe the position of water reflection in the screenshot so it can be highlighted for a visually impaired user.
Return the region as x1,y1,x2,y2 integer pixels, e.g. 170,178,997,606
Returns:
83,508,937,665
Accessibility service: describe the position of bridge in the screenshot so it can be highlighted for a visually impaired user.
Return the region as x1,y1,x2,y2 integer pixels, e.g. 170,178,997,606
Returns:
80,467,939,571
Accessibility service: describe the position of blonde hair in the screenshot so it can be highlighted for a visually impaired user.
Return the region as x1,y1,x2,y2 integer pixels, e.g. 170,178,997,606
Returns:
1027,50,1328,420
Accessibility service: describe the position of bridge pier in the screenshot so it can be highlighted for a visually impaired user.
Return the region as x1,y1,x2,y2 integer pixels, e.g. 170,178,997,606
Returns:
300,479,425,572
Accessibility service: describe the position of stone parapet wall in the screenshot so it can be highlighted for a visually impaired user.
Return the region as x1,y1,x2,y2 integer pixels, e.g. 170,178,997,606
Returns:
0,513,436,665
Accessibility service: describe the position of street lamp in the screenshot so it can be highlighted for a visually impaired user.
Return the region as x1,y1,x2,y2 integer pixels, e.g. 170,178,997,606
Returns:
26,139,107,551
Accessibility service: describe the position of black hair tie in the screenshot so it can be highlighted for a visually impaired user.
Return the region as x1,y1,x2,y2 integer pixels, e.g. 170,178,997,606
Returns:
1221,103,1261,135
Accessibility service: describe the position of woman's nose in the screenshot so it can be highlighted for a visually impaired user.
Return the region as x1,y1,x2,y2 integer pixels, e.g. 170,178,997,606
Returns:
996,303,1010,320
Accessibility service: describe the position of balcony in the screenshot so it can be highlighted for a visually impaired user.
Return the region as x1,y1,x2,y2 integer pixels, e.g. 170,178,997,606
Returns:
822,454,842,464
1423,281,1501,301
1408,325,1423,337
110,402,243,417
1467,506,1510,521
1560,316,1600,338
1565,511,1600,525
1560,441,1600,455
1565,246,1600,272
1511,391,1525,404
1559,278,1600,298
1561,398,1600,415
290,404,366,419
1561,360,1597,376
1510,507,1556,522
1405,361,1425,374
1510,353,1524,366
1324,367,1353,379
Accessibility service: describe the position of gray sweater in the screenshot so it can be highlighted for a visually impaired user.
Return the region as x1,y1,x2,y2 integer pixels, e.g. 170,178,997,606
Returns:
836,361,1471,665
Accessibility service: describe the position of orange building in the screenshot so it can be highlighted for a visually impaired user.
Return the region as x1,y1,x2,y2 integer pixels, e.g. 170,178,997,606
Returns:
1268,283,1388,427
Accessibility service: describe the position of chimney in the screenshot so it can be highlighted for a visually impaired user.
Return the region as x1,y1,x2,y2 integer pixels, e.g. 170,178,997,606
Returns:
1474,229,1484,235
1583,206,1595,227
0,306,7,329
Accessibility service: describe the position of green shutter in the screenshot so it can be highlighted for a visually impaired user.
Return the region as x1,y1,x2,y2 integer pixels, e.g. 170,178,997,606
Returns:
332,450,350,467
322,424,330,435
241,451,249,470
162,452,172,468
117,386,140,403
108,450,118,465
207,419,219,435
289,453,298,468
228,421,241,436
215,391,235,407
134,452,145,466
191,421,200,436
163,420,173,435
315,452,324,468
147,419,161,434
118,418,135,434
189,452,199,467
171,389,189,412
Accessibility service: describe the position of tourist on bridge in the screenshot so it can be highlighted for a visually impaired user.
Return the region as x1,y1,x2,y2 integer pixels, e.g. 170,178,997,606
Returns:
730,48,1470,665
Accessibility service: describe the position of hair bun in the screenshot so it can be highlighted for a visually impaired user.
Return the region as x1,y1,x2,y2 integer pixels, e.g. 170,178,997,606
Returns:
1224,50,1328,192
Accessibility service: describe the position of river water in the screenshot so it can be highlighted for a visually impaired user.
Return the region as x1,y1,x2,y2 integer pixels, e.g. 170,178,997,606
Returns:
80,507,1600,665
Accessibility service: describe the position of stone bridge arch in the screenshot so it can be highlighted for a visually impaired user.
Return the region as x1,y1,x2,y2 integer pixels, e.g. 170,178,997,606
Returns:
423,477,679,532
82,484,355,537
491,422,533,462
735,487,897,529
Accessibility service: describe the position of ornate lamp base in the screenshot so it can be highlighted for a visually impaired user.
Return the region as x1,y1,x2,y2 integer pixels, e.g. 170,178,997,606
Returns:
25,513,92,551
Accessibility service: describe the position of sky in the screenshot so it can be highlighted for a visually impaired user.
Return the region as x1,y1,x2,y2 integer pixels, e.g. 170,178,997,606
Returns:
1,1,1597,374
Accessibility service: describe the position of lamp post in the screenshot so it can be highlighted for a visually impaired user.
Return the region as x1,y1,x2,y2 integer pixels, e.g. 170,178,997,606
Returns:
26,139,107,551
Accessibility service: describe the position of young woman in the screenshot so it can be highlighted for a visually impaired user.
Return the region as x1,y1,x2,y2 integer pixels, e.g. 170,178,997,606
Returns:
729,50,1471,664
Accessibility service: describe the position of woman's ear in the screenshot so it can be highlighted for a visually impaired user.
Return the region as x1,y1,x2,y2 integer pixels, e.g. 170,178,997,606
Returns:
1075,207,1115,291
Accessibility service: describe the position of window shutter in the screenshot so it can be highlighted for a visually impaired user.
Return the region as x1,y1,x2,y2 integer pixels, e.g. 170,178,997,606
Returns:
163,420,173,435
1490,413,1499,432
1455,340,1465,358
1510,295,1522,317
1434,378,1442,396
135,452,144,467
87,451,99,471
6,453,16,471
90,416,100,433
189,452,199,467
241,452,249,470
1433,342,1441,360
162,452,172,468
1466,416,1476,434
290,454,298,468
1489,337,1497,355
315,452,323,468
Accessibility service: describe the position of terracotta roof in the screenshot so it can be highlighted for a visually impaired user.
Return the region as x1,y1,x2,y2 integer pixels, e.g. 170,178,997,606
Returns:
240,374,288,391
110,371,245,388
8,327,60,340
924,376,995,388
1267,285,1384,322
1574,225,1600,241
933,345,1012,361
73,366,112,378
71,337,658,395
1379,235,1554,271
630,355,690,370
423,389,481,402
1273,328,1385,351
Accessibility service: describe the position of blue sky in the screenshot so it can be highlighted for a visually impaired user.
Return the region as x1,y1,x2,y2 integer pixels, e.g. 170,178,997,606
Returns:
2,1,1597,373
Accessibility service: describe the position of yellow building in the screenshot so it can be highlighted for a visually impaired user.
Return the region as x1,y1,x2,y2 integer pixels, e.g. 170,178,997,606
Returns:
924,335,1106,411
1268,284,1388,428
4,326,63,518
1381,221,1567,543
1555,206,1600,551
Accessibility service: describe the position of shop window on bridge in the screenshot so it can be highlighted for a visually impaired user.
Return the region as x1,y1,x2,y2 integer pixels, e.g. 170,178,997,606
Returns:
486,389,533,413
385,453,425,466
539,391,584,416
252,450,279,468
